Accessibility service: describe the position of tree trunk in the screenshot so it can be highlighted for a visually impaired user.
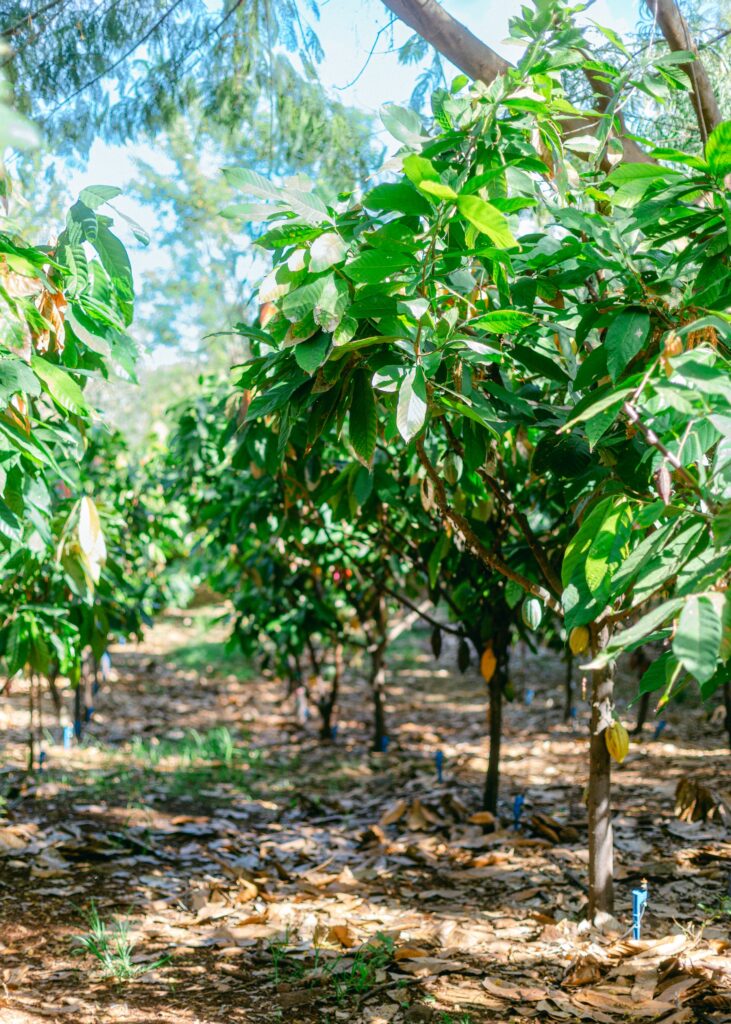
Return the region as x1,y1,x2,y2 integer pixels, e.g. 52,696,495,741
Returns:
27,675,35,771
587,626,615,919
564,651,573,722
724,677,731,753
370,641,388,752
634,691,650,735
73,683,83,740
317,644,342,741
483,620,509,814
644,0,722,142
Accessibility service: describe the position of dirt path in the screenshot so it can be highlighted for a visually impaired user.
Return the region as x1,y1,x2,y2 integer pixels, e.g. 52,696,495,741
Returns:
0,610,729,1023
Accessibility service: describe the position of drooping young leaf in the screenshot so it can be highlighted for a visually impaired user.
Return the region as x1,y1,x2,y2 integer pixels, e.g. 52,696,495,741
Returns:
31,356,89,417
605,309,651,381
294,334,330,374
349,371,377,467
672,594,722,684
79,184,122,209
705,120,731,179
396,367,427,443
456,195,517,248
343,250,416,283
473,310,534,333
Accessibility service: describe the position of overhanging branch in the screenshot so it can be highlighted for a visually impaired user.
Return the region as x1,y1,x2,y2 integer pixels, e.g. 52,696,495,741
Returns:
644,0,722,143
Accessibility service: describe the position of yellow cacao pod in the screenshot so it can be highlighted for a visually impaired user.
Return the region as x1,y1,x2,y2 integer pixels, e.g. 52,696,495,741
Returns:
605,721,629,764
569,626,590,655
480,646,497,683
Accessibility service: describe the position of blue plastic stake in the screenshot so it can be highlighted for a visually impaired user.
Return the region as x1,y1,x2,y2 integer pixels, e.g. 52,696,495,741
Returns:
39,750,46,772
380,735,390,753
653,720,667,741
435,749,444,783
524,689,535,706
632,880,648,939
63,725,73,749
569,706,577,720
330,724,339,740
513,793,525,828
84,705,94,723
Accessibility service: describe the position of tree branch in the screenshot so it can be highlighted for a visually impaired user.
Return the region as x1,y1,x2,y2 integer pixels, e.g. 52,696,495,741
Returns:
382,0,510,83
644,0,722,143
416,437,563,615
442,419,563,597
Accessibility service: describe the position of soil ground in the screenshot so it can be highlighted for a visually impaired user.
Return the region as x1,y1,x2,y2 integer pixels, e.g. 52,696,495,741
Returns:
0,607,730,1024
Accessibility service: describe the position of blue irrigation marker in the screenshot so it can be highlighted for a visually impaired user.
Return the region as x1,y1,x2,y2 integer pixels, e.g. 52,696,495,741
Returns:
569,706,577,721
524,688,535,706
632,880,648,939
84,705,94,723
435,749,444,783
330,724,339,740
653,720,667,741
379,735,390,753
63,725,73,749
38,750,46,771
513,793,525,827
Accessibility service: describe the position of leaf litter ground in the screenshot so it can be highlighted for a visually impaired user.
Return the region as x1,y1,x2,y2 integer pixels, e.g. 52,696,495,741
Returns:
0,607,730,1023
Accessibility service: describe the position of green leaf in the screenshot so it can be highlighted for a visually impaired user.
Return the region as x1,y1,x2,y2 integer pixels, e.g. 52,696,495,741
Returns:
294,334,330,374
282,278,329,322
0,356,41,404
309,233,348,273
402,155,440,186
638,651,676,695
511,344,569,383
705,120,731,179
223,166,283,204
281,187,331,225
363,182,430,217
562,497,615,589
583,598,684,668
349,371,377,467
473,310,534,333
672,594,722,683
396,367,427,442
343,250,416,283
79,184,122,209
457,195,517,248
30,356,89,416
92,223,134,324
533,432,592,480
380,104,426,146
0,499,22,543
419,180,458,200
605,309,651,381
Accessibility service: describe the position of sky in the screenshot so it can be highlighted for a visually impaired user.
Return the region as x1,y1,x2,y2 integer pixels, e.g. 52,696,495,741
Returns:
58,0,645,366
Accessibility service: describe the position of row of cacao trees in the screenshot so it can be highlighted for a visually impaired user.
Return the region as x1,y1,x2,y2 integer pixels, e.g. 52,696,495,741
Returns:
173,2,731,923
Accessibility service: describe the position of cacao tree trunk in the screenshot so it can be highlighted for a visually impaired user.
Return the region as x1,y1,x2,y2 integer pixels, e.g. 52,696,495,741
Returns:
73,682,83,740
634,691,650,735
483,615,510,814
370,638,388,752
587,626,614,918
564,651,573,722
27,675,35,771
317,644,342,741
724,677,731,753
